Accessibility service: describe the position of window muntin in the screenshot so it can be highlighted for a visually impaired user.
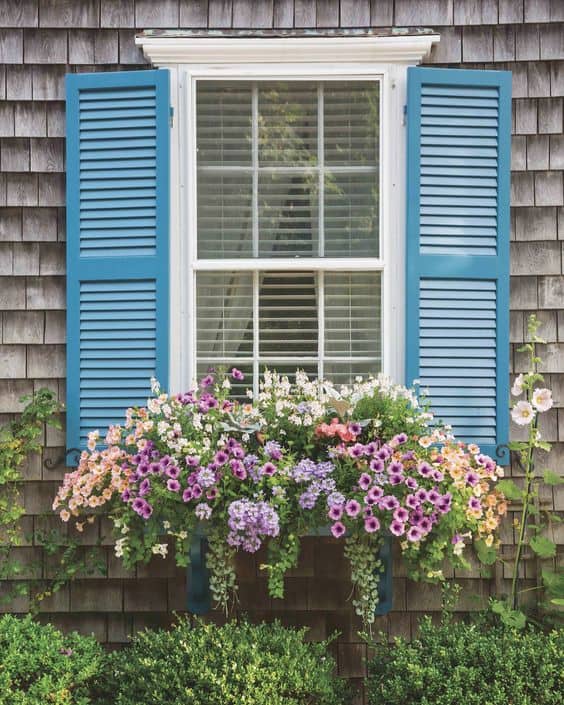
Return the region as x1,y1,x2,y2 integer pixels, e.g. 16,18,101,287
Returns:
194,78,382,394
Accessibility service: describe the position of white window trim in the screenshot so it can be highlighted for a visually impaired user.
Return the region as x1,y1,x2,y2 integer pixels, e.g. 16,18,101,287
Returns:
137,35,440,394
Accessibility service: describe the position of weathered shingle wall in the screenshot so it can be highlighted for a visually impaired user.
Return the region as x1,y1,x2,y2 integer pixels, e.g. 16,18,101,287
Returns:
0,1,562,700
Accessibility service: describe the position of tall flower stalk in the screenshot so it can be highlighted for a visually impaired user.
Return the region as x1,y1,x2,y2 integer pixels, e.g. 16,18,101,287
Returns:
499,314,563,623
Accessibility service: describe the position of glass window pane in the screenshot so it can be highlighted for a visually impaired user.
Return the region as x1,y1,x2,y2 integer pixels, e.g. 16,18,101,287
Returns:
324,82,379,166
197,81,252,166
258,172,318,257
323,361,380,386
197,173,252,258
324,171,379,257
324,272,381,359
259,271,318,357
196,272,254,358
258,82,317,166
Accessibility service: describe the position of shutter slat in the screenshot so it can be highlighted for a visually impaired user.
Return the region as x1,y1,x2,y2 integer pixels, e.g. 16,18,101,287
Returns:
66,70,169,455
406,67,511,461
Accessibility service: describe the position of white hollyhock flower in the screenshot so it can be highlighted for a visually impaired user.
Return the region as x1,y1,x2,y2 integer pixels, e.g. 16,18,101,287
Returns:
511,373,524,396
511,400,536,425
532,388,553,412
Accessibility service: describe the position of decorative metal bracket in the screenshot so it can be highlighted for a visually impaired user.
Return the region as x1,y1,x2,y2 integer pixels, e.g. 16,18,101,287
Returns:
186,531,393,617
43,448,82,471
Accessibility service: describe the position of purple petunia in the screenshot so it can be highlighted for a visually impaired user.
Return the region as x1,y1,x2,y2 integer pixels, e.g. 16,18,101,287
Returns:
139,478,151,497
331,521,346,538
393,506,409,523
407,526,423,542
261,462,277,477
167,478,181,492
380,495,399,511
231,367,245,381
358,473,372,490
370,458,385,473
182,487,193,503
345,499,361,517
364,516,380,533
328,505,343,521
389,519,405,536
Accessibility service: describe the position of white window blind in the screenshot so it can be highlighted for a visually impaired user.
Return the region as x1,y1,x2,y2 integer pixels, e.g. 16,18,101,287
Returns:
195,79,382,393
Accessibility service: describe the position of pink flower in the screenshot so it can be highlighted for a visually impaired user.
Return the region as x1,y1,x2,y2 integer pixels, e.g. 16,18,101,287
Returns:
345,499,361,517
328,505,343,521
331,521,346,538
364,516,380,533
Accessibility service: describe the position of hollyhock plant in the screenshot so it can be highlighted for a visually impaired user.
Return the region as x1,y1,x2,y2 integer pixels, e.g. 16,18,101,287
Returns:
54,368,506,628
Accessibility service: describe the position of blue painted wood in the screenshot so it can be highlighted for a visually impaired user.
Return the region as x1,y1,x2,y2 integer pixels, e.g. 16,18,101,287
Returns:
406,67,511,462
66,69,170,455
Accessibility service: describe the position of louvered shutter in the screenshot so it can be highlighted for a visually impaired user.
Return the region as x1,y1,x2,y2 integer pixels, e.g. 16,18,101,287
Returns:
66,70,170,457
405,67,511,462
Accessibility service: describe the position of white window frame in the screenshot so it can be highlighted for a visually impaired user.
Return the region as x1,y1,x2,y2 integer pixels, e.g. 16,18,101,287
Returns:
136,35,439,394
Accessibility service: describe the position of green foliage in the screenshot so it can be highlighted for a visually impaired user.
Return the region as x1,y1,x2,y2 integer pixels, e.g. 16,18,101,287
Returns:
350,388,431,441
366,616,563,705
96,617,348,705
0,389,100,610
0,614,103,705
0,389,60,598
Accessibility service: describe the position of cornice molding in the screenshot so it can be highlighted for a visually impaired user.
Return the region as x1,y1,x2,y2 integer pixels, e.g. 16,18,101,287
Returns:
136,34,440,66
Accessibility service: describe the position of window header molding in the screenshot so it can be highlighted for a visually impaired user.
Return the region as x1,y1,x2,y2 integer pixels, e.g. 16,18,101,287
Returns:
136,34,440,66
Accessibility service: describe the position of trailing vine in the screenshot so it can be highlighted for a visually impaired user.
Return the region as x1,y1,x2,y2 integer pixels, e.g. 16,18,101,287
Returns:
344,534,383,630
0,389,104,611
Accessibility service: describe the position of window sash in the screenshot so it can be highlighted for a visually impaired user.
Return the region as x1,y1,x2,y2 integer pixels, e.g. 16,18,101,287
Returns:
173,65,405,396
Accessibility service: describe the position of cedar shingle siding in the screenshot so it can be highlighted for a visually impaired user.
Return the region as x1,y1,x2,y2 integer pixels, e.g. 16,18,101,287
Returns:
0,0,562,699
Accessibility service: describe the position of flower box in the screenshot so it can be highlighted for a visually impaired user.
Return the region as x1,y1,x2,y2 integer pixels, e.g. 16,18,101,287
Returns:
187,529,393,616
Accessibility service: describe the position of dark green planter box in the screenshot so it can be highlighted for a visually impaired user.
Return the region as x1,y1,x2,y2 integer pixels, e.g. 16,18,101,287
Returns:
187,530,393,616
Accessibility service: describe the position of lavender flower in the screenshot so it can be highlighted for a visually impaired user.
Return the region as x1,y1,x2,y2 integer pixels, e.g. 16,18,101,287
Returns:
195,502,212,520
227,499,279,553
327,491,346,508
265,440,282,460
197,468,216,488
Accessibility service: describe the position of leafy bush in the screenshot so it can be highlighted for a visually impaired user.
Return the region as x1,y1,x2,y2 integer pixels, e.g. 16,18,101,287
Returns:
97,617,348,705
0,614,103,705
367,616,563,705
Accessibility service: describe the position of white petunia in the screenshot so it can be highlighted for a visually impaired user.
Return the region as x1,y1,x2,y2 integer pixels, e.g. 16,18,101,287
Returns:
532,388,553,412
511,400,536,425
511,373,524,397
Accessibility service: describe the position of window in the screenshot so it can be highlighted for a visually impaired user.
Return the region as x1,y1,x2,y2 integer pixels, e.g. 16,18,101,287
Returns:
192,79,383,395
66,36,512,460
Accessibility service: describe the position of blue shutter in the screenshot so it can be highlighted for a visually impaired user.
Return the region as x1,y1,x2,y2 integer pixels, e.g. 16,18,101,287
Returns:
405,67,511,462
66,70,169,456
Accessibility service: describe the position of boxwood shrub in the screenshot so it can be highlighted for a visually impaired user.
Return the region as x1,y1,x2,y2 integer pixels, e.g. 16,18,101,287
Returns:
367,616,563,705
0,614,104,705
96,617,348,705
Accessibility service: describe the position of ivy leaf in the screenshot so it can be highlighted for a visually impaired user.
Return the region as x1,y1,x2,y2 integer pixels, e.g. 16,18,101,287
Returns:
491,600,527,629
543,470,564,486
496,479,523,501
550,598,564,606
530,535,557,559
475,539,497,565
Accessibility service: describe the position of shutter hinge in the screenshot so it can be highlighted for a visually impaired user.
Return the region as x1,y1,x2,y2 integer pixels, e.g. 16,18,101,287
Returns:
169,106,174,127
402,104,407,126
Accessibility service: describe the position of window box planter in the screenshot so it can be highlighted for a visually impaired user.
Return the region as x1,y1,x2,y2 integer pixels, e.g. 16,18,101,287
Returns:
187,528,393,616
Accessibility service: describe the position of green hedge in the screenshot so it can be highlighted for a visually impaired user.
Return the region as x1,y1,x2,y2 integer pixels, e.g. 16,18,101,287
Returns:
96,618,347,705
0,615,103,705
367,616,564,705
